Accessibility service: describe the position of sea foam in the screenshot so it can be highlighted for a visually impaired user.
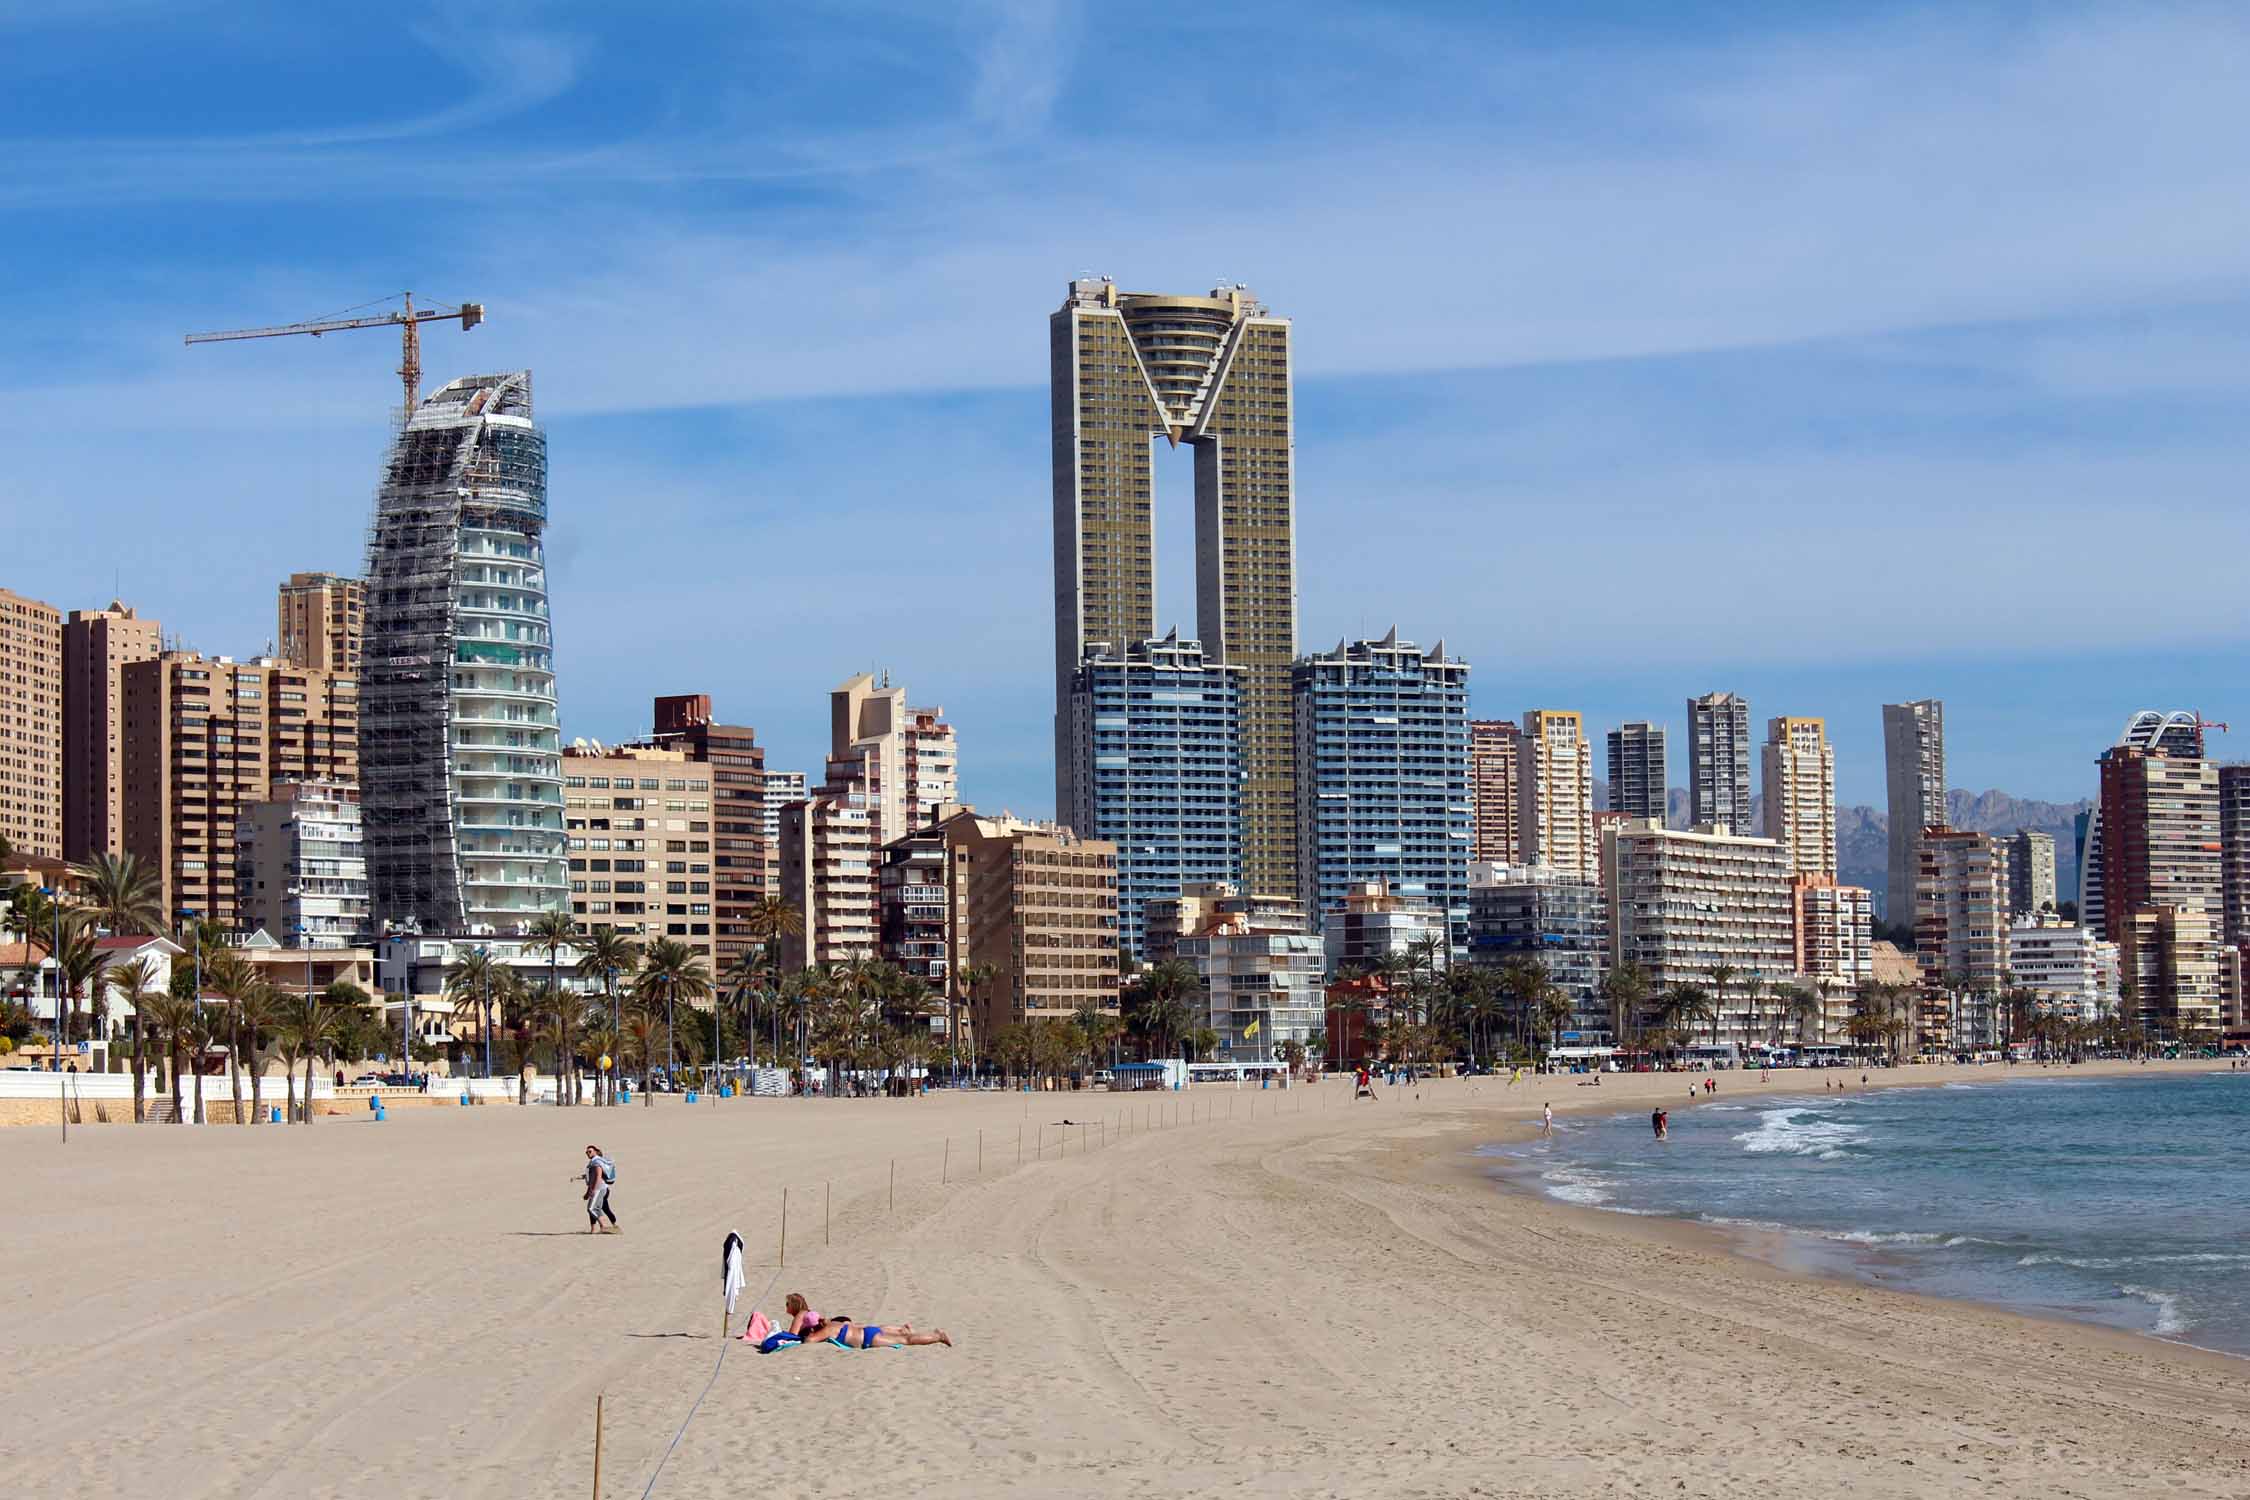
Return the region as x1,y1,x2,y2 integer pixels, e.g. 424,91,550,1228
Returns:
1732,1106,1870,1160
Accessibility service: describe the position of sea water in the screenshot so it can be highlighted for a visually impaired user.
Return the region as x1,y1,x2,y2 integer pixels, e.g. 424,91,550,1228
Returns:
1491,1071,2250,1354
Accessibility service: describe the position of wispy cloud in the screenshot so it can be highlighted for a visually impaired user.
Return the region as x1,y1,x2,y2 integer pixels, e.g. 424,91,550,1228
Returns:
10,2,2249,812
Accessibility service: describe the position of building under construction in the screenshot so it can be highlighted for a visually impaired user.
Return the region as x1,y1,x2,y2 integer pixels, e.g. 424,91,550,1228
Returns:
361,371,568,934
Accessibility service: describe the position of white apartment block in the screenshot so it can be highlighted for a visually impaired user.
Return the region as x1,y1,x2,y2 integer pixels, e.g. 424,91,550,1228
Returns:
1605,818,1796,1045
2007,914,2120,1026
235,778,369,948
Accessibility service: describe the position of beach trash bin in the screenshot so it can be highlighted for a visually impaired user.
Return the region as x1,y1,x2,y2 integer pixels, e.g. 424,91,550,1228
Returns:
373,1104,386,1121
369,1093,381,1111
722,1084,734,1098
459,1091,471,1106
270,1106,282,1123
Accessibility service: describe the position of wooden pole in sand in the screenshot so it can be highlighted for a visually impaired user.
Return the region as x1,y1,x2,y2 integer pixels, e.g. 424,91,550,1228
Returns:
591,1393,604,1499
978,1129,983,1175
889,1158,896,1211
824,1181,830,1245
779,1187,788,1269
942,1137,949,1184
1017,1123,1023,1166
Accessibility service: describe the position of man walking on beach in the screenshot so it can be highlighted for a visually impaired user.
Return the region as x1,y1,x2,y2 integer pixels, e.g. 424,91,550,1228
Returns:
583,1145,619,1234
1541,1101,1554,1137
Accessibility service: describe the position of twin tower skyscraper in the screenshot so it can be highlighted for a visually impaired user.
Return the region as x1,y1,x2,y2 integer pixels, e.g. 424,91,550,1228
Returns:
1049,277,1299,899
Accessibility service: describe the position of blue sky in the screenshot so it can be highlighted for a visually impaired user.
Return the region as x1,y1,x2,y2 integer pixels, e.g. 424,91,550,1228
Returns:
8,1,2250,814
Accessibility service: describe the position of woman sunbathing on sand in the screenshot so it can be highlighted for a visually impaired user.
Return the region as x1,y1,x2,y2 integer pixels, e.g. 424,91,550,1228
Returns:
798,1314,954,1350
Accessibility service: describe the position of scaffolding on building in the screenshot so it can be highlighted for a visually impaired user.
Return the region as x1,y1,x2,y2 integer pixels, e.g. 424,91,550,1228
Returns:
361,372,563,935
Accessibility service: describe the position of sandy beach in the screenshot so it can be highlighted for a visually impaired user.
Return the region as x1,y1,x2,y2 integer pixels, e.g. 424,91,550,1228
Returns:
8,1060,2246,1498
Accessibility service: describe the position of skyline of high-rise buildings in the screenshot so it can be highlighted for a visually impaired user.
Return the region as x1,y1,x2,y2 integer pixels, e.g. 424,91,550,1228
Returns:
4,284,2241,1062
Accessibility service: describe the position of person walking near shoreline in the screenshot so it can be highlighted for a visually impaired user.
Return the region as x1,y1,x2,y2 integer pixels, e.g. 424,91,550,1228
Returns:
583,1144,619,1234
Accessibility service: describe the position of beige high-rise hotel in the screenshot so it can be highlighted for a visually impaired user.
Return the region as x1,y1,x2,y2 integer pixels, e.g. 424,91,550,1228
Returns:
1762,715,1837,879
1051,278,1297,897
276,571,364,674
62,601,162,861
0,587,63,861
1517,709,1598,880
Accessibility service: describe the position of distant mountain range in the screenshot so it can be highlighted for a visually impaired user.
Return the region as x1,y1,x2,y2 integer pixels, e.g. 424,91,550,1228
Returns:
1589,784,2092,920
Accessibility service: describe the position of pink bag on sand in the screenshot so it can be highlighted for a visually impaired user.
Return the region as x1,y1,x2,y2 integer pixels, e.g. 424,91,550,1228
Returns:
744,1310,773,1342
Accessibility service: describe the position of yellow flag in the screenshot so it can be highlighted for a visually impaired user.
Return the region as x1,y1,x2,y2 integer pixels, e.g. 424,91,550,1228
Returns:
1244,1019,1261,1039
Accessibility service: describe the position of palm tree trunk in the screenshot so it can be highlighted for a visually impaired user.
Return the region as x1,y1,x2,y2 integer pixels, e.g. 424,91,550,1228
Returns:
171,1037,186,1124
192,1058,205,1126
284,1056,298,1122
303,1051,316,1125
228,1010,243,1124
131,1014,146,1123
249,1050,265,1124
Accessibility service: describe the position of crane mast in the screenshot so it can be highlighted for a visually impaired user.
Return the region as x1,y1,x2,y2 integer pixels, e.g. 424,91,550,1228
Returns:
184,292,485,420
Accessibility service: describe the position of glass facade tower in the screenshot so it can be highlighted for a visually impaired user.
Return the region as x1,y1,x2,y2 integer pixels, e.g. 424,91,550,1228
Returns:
1068,630,1244,959
1290,630,1472,945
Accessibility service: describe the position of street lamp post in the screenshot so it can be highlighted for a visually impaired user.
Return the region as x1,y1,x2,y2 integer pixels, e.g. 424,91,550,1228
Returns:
607,965,618,1107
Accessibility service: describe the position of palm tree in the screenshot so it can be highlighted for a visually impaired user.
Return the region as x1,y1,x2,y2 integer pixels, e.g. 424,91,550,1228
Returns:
1705,964,1740,1051
109,955,164,1122
445,949,501,1080
744,894,804,970
138,989,195,1124
67,850,164,936
1186,1026,1219,1063
1536,986,1576,1057
952,961,998,1072
623,1009,663,1105
280,987,344,1124
577,927,641,1104
55,920,112,1055
178,1000,216,1125
1327,977,1380,1069
637,937,713,1086
1496,955,1549,1058
203,945,257,1123
1126,959,1198,1059
1071,1000,1121,1076
526,910,579,1096
233,979,285,1124
1601,961,1651,1054
1665,985,1717,1055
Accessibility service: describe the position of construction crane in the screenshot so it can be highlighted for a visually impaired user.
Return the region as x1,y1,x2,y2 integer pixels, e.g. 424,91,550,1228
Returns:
184,292,485,420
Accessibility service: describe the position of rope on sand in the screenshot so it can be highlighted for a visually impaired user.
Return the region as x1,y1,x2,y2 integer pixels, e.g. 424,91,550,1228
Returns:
638,1242,779,1499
